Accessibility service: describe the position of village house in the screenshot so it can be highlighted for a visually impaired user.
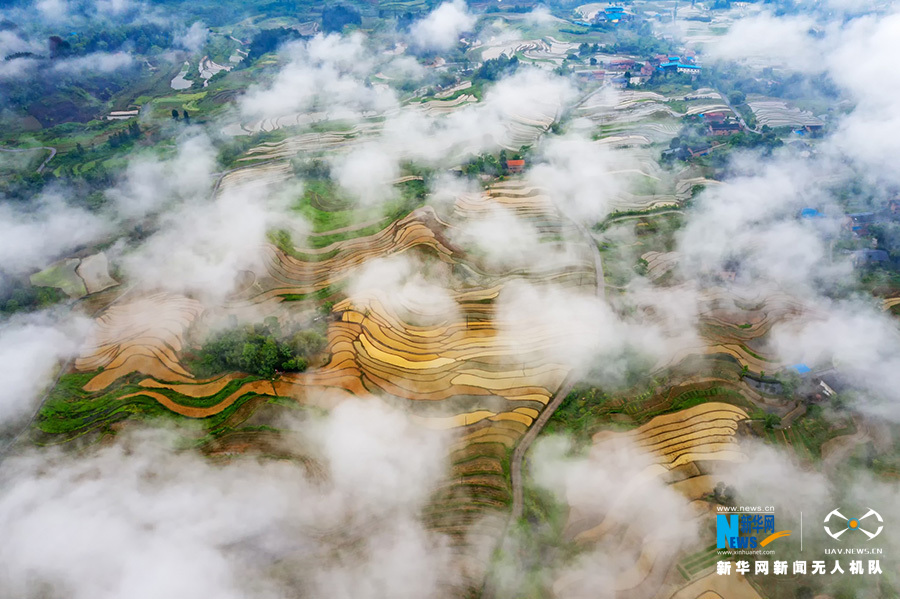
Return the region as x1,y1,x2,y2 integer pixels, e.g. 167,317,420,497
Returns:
107,109,140,121
708,122,742,136
608,58,636,72
506,159,525,174
576,70,605,82
843,212,875,236
888,198,900,215
851,249,888,268
658,56,702,76
702,111,728,123
594,5,631,24
798,370,849,403
680,142,712,159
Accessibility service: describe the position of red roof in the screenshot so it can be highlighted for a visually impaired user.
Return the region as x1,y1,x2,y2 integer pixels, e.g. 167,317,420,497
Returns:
506,159,525,166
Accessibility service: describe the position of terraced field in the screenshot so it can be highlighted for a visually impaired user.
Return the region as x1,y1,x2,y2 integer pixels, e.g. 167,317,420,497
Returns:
30,252,118,299
74,292,205,392
229,206,460,309
747,100,824,129
43,173,598,591
655,288,806,375
579,88,729,149
669,572,763,599
558,403,749,598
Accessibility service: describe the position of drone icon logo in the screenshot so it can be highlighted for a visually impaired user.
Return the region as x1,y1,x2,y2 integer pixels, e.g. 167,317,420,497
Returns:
824,508,883,541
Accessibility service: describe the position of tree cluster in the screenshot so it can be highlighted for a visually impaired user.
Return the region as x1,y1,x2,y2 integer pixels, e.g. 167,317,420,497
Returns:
322,4,362,33
106,121,142,149
50,23,174,57
0,277,66,315
242,27,303,65
192,319,327,378
475,55,519,83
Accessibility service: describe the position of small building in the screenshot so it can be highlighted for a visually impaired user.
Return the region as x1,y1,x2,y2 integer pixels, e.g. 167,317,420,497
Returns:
817,372,848,396
703,111,728,123
799,207,822,219
609,58,636,71
686,143,712,158
594,7,629,24
107,109,140,121
800,370,850,402
791,363,812,375
843,212,875,235
576,70,605,82
851,249,888,268
658,60,702,76
506,159,525,174
708,122,742,136
889,199,900,215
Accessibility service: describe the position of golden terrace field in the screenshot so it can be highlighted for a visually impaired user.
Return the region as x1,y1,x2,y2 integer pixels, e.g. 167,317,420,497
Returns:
50,150,812,593
41,137,816,596
557,402,749,599
47,178,596,586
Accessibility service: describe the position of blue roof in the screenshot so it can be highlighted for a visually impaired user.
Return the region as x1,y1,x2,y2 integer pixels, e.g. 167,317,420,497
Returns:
791,364,812,374
659,62,701,70
800,208,820,218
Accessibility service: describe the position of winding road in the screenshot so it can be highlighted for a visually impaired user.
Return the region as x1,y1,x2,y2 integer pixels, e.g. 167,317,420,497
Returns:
481,212,605,599
0,146,57,173
508,217,605,520
719,90,761,134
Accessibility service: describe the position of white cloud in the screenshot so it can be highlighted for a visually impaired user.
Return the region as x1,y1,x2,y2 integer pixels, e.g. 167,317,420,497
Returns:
35,0,70,22
0,191,110,275
524,6,556,26
52,51,134,73
237,33,398,129
177,21,208,54
330,143,400,207
705,12,824,71
409,0,476,51
0,399,458,599
0,314,88,427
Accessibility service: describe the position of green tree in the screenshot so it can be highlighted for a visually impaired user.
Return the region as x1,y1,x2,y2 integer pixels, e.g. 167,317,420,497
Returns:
763,412,781,430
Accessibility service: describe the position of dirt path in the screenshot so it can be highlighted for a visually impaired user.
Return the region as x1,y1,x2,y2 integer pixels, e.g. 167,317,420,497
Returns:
210,158,280,198
508,217,605,519
481,213,604,598
0,146,57,173
719,90,761,135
